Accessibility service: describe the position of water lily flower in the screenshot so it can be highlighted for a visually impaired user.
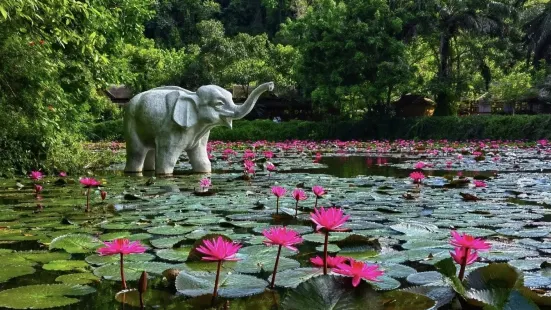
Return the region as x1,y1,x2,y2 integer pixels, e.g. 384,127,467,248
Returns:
414,162,426,169
263,227,303,289
97,238,147,289
100,190,107,201
196,236,242,262
409,171,425,187
310,255,347,268
79,177,101,212
312,185,325,208
310,207,350,232
263,227,303,251
196,236,242,303
310,207,350,275
450,247,478,265
333,259,384,287
450,231,491,251
199,178,211,191
264,151,274,159
473,180,486,188
292,189,307,217
29,171,43,180
59,171,67,177
449,231,490,280
271,186,286,214
34,184,43,194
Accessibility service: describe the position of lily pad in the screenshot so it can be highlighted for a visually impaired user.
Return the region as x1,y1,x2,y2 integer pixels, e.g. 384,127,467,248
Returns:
49,234,103,254
85,253,155,265
55,273,100,285
268,268,324,288
175,271,268,298
0,284,96,309
281,275,435,310
43,260,88,271
94,261,176,281
0,265,35,283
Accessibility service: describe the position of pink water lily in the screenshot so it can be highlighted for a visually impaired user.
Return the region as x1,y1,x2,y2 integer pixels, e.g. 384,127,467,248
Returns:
414,162,426,169
449,231,491,280
80,177,101,187
29,171,43,180
97,238,147,289
263,227,303,251
310,255,347,268
409,171,425,184
59,171,67,177
312,186,325,198
196,236,242,303
263,227,303,289
199,178,211,191
310,207,350,275
196,236,241,262
79,177,101,212
310,207,350,232
450,247,478,265
450,231,491,251
292,189,307,217
333,259,384,287
271,186,286,214
473,180,486,188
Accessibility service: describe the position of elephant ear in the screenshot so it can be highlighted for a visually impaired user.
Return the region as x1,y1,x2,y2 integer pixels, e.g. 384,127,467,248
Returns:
166,91,198,128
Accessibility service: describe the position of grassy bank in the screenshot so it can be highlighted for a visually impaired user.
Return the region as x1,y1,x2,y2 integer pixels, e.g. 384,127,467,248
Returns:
87,115,551,142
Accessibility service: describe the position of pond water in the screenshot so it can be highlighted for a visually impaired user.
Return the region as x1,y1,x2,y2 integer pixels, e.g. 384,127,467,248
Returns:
2,144,551,310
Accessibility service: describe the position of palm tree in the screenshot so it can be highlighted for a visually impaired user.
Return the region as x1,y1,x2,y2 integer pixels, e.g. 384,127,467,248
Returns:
520,0,551,67
430,0,515,115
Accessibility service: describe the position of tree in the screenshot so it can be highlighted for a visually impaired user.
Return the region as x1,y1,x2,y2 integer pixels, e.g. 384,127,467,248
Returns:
280,0,412,117
520,0,551,67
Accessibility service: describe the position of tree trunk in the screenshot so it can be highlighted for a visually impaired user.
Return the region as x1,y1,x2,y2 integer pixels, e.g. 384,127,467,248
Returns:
434,33,454,116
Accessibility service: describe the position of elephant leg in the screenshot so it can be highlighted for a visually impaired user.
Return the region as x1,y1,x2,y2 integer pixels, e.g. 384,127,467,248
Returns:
125,148,147,172
124,134,148,172
155,139,184,175
144,150,155,171
187,134,211,173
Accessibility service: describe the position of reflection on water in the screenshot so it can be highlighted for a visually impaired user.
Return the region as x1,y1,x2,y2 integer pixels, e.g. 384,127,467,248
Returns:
292,156,495,179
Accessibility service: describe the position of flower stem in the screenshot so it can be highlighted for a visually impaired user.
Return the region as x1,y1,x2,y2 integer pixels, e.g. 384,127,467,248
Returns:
270,245,282,289
323,231,329,275
120,253,127,289
295,200,298,217
86,188,90,212
276,197,279,215
314,197,318,209
458,247,469,281
139,291,144,310
212,260,222,305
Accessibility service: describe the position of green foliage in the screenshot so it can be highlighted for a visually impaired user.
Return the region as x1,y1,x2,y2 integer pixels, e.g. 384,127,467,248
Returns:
90,116,551,142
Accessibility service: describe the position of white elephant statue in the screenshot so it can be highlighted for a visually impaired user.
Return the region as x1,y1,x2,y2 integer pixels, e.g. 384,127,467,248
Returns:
123,82,274,174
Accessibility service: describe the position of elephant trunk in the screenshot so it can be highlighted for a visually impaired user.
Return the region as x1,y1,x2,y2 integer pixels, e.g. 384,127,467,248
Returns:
232,82,274,120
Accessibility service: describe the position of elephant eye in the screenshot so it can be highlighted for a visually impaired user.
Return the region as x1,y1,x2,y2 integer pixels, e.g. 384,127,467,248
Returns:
213,101,224,107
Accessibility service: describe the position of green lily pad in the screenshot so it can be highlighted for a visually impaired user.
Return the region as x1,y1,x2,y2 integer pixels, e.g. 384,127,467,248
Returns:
0,265,35,283
234,251,300,274
0,284,96,309
85,253,155,265
94,261,176,281
268,268,324,288
43,260,88,271
49,234,103,254
99,231,131,241
381,263,417,279
156,248,191,262
315,244,341,253
390,222,440,236
406,271,444,286
150,236,187,249
281,275,435,310
55,273,100,285
147,225,195,235
175,271,268,298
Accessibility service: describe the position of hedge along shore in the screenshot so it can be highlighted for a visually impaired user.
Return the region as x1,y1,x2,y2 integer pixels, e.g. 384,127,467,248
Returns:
88,115,551,142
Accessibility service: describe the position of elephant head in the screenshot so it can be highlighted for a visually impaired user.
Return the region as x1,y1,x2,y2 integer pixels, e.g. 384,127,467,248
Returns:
167,82,274,129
